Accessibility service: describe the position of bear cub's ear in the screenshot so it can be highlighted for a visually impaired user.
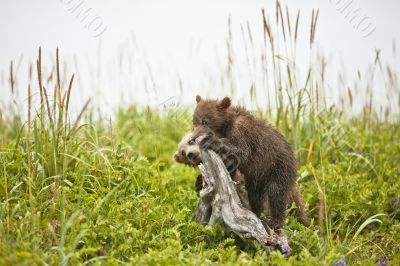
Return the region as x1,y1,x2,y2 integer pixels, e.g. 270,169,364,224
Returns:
217,96,231,109
196,95,202,103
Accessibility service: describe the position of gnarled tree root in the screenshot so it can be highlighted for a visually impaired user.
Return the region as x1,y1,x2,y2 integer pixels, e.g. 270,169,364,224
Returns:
195,149,291,256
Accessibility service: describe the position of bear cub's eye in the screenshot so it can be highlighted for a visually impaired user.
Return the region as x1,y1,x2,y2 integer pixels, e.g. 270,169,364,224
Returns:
201,119,208,126
188,139,195,145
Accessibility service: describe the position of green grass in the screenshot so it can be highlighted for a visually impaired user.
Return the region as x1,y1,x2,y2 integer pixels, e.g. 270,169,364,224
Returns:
0,96,399,265
1,5,400,264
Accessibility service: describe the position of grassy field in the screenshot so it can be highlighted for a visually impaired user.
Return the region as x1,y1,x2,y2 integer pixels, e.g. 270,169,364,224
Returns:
1,6,400,265
1,71,399,265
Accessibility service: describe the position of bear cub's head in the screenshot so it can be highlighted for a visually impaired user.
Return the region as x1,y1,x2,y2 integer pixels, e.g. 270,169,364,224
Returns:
173,132,202,166
192,95,232,137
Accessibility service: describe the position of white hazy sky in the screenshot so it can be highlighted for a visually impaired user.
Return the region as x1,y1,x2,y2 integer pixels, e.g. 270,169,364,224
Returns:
0,0,399,113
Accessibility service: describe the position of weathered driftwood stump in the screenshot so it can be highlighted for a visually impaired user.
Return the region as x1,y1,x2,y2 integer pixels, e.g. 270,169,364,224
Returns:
195,149,290,255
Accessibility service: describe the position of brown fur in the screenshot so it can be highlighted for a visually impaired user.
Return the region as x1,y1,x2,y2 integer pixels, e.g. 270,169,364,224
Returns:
289,184,309,226
192,96,308,228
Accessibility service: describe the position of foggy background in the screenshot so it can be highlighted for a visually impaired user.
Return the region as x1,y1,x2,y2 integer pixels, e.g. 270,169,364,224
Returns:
1,0,399,116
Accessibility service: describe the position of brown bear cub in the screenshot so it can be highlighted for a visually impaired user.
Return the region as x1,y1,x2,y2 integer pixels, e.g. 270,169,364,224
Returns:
173,131,307,227
192,95,308,229
174,132,251,210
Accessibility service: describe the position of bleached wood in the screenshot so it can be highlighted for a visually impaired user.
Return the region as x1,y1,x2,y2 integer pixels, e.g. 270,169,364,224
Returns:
195,149,290,255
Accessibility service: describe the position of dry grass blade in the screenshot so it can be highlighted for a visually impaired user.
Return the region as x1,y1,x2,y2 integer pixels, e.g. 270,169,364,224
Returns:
64,74,75,120
310,9,319,47
295,10,300,43
285,6,292,38
348,88,353,108
9,61,14,95
28,63,33,82
56,48,61,94
262,9,274,51
278,3,286,42
73,98,91,128
310,9,314,47
374,49,381,65
226,15,234,78
56,48,63,111
318,190,326,232
42,86,54,126
53,84,57,124
28,84,31,127
37,47,44,109
261,9,268,46
246,21,253,46
240,23,250,69
314,10,319,39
